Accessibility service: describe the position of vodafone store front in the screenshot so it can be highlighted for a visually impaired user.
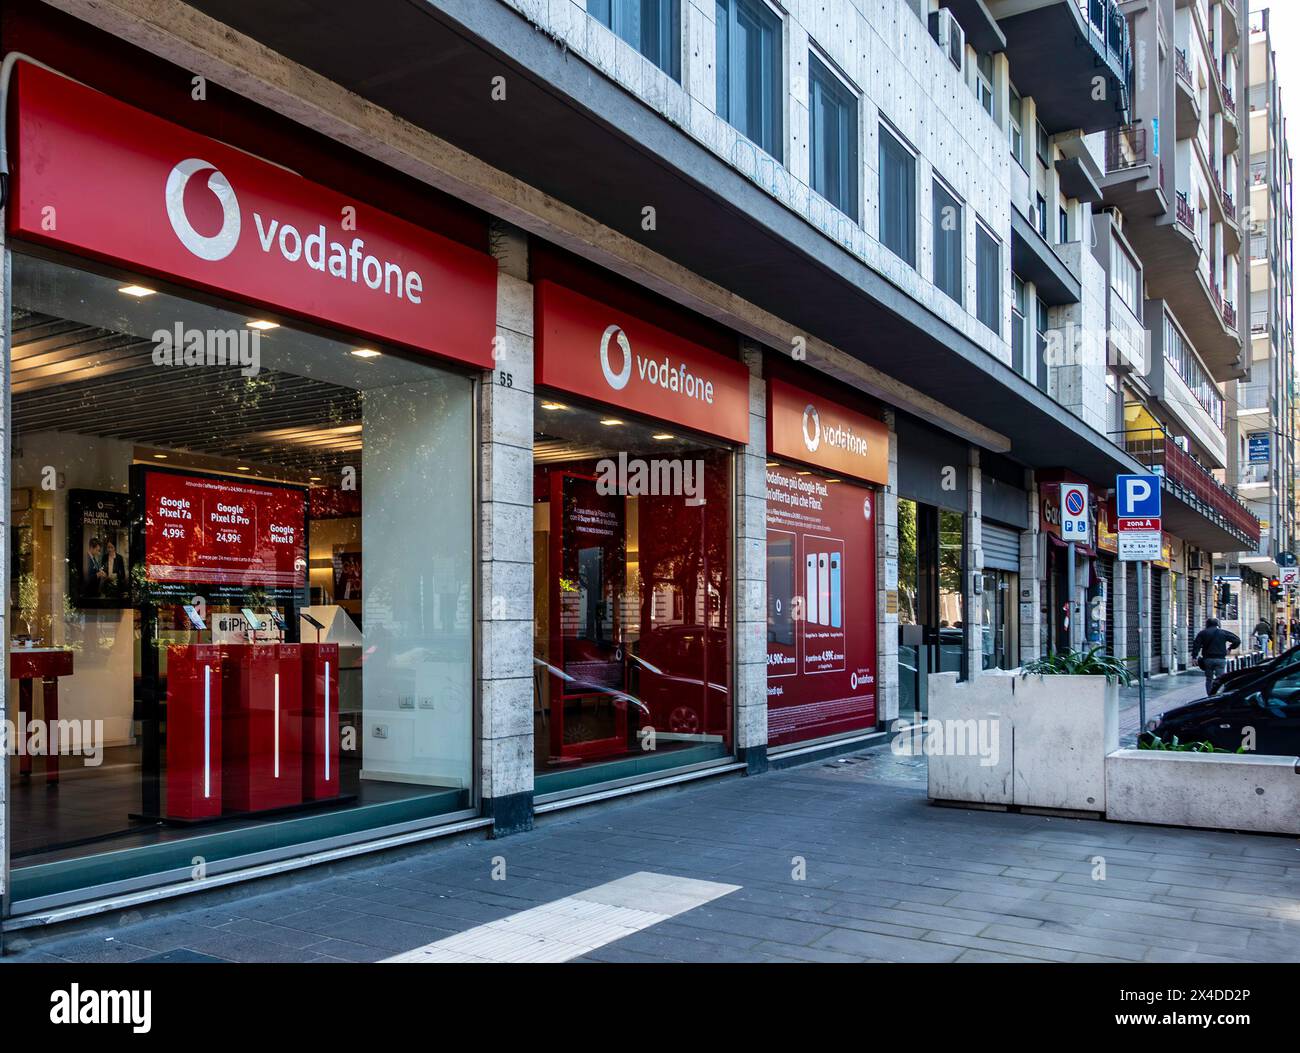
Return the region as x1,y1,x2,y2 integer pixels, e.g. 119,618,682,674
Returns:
530,269,749,797
2,64,495,908
765,374,888,748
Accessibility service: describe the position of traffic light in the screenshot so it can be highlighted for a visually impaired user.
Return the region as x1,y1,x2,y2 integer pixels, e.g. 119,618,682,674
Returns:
1270,578,1282,605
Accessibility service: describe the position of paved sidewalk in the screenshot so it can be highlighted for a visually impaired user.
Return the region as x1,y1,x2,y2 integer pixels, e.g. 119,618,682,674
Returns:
1118,670,1206,743
6,742,1300,963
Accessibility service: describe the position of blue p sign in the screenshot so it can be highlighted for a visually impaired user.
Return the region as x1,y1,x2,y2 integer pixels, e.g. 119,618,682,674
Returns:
1116,474,1161,518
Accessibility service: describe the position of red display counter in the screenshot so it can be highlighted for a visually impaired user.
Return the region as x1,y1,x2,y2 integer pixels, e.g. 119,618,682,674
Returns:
221,644,303,813
165,644,224,819
300,643,340,800
10,647,75,783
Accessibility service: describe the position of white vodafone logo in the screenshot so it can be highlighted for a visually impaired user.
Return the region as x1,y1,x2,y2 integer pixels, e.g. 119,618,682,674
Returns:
166,158,241,262
801,404,821,452
600,324,633,391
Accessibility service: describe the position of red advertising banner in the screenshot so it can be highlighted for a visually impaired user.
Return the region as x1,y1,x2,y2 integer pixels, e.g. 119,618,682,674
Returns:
144,471,306,589
766,465,877,746
535,280,750,444
8,64,497,367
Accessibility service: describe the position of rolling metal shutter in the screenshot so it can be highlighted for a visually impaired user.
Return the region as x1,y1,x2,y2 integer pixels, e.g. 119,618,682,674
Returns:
982,522,1021,572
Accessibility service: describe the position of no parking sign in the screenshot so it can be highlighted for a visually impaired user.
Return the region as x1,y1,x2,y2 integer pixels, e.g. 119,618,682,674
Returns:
1060,483,1089,543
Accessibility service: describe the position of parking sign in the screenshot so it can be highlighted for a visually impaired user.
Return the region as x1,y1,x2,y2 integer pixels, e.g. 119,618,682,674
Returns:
1116,473,1161,519
1060,483,1089,543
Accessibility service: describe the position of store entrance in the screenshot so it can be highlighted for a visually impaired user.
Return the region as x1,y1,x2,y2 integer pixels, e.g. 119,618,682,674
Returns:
6,251,475,903
898,500,965,718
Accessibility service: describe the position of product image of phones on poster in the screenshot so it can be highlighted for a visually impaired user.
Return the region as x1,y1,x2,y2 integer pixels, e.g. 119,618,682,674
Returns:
240,607,264,632
805,553,819,626
180,603,207,631
817,553,830,625
830,552,842,629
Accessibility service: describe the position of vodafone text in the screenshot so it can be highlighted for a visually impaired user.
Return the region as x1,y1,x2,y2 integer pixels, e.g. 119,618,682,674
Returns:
252,215,423,303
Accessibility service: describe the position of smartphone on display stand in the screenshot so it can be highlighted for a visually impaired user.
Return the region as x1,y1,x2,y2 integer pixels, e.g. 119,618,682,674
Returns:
241,608,264,638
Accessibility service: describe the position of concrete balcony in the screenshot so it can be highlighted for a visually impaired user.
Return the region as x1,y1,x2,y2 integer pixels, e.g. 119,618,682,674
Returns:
1121,429,1261,553
1091,124,1167,222
1145,300,1228,468
1174,47,1200,132
990,0,1133,133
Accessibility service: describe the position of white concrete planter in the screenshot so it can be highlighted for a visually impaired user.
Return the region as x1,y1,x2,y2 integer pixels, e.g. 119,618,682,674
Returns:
1106,749,1300,835
925,671,1118,814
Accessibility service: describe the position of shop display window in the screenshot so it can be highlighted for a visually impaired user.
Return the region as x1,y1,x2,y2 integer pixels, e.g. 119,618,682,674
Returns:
6,252,475,907
532,395,733,794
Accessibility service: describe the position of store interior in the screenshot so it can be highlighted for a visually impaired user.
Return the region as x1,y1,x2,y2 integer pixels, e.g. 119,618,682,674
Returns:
532,394,733,795
7,251,474,901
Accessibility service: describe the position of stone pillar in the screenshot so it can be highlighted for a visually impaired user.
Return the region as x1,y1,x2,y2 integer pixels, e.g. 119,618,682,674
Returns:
878,410,900,722
478,221,535,835
1019,471,1043,664
1175,572,1189,669
734,346,768,774
965,447,984,678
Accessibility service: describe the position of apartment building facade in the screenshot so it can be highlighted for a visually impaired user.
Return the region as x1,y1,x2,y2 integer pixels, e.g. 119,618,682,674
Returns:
1221,7,1296,638
0,0,1264,926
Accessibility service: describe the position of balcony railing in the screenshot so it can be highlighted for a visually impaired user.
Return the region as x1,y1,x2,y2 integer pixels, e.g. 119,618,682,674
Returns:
1120,429,1261,546
1222,187,1236,221
1175,47,1193,90
1224,299,1237,330
1224,84,1236,115
1082,0,1135,112
1175,190,1195,232
1103,125,1147,172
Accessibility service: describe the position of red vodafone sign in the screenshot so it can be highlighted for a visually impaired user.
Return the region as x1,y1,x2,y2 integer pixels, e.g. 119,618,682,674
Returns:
768,378,888,484
8,65,497,367
535,280,750,444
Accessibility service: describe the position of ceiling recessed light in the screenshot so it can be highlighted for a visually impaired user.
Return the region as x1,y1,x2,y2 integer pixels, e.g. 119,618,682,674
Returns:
797,471,811,476
236,466,251,472
766,462,778,467
351,348,382,359
246,319,279,331
540,401,568,411
826,478,841,484
600,418,624,426
652,433,674,440
309,476,322,482
153,453,168,460
118,285,156,298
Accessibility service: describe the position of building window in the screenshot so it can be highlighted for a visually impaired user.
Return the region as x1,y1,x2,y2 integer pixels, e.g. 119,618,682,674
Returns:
1036,120,1050,165
1035,297,1050,393
974,52,994,117
1058,201,1071,244
588,0,681,80
809,54,858,219
932,180,964,304
976,222,1001,332
1111,239,1141,315
1008,85,1024,168
878,123,916,266
716,0,782,159
1012,273,1027,375
1036,192,1048,239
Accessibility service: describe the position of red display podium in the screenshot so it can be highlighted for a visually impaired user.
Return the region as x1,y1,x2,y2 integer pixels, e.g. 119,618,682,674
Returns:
221,643,303,813
300,643,341,800
165,644,224,819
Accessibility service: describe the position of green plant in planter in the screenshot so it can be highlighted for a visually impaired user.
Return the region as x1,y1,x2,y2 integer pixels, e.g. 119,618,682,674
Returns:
1021,646,1134,686
1139,735,1242,753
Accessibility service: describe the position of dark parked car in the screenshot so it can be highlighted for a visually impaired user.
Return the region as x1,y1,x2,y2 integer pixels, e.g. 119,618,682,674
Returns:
1209,644,1300,695
1147,662,1300,755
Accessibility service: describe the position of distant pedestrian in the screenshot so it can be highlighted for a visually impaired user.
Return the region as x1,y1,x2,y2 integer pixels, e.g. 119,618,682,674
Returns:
1253,618,1272,655
1191,618,1241,695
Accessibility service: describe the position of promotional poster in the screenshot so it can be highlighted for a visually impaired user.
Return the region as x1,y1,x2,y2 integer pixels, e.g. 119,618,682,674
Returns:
142,470,307,591
765,464,877,746
67,489,132,608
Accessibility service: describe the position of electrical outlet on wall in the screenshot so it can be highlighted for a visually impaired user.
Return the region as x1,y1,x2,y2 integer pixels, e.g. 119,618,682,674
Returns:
372,724,389,739
398,695,415,710
419,696,435,710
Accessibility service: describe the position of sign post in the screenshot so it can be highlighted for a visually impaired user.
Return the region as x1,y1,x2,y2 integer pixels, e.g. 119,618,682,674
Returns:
1060,484,1090,651
1117,474,1163,734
